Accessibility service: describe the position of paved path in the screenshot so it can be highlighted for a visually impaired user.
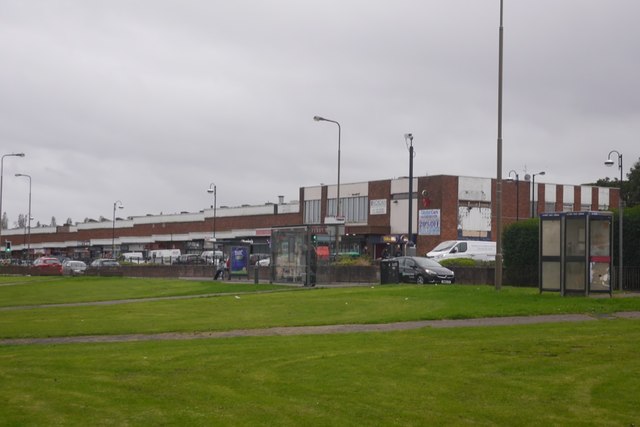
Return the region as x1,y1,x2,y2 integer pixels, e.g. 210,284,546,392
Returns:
2,311,639,346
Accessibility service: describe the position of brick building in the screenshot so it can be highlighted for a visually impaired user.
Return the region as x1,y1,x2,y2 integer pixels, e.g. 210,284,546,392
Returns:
2,175,618,261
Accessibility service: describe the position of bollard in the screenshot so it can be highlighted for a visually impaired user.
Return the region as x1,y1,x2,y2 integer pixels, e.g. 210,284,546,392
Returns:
254,266,259,284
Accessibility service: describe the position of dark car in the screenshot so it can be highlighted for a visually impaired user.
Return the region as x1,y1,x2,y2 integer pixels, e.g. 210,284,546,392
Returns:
394,256,455,284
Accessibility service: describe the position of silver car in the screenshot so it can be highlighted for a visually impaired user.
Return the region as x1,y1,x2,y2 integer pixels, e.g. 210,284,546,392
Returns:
62,260,87,276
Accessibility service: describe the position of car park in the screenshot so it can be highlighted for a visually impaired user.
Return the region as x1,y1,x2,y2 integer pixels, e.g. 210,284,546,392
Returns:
32,257,63,274
394,256,455,284
90,258,120,268
62,260,87,275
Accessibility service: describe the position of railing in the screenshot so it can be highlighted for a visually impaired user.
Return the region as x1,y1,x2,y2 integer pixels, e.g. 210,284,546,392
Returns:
620,266,640,291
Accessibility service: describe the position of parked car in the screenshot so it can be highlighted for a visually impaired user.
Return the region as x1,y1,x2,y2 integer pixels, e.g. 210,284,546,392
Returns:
90,258,120,268
394,256,455,284
201,250,223,265
62,260,87,275
32,257,63,274
256,257,270,267
174,254,206,265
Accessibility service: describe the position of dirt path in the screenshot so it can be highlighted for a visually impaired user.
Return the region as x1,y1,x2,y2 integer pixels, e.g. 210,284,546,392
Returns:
2,311,639,346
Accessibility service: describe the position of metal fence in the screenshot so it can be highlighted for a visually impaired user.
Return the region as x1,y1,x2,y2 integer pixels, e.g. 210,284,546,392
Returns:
620,266,640,291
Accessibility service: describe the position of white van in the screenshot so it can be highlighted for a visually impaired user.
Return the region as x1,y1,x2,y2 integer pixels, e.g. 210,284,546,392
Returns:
200,250,223,264
426,240,496,261
148,249,181,264
122,252,146,264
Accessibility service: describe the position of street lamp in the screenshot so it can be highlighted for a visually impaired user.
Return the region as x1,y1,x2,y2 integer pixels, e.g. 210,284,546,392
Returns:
605,150,623,291
313,116,342,220
207,183,217,242
508,170,519,221
15,174,31,260
405,133,415,252
0,152,25,250
314,115,342,257
112,200,124,257
495,0,505,291
530,171,545,218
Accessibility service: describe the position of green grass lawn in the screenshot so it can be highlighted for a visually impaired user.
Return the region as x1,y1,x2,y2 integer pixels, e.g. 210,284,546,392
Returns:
0,275,286,307
0,277,639,425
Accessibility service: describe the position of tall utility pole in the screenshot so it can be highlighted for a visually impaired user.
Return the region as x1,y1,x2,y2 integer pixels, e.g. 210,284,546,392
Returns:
495,0,505,291
405,133,415,252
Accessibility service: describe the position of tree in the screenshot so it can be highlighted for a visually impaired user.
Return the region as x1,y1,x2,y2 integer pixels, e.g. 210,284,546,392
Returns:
16,214,26,228
502,218,539,286
65,217,73,226
625,157,640,207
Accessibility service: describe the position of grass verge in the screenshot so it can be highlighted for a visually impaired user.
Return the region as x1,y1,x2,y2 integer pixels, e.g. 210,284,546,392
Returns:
1,320,638,425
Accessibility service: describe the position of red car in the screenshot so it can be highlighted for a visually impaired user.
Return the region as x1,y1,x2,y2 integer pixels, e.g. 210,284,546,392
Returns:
32,257,63,275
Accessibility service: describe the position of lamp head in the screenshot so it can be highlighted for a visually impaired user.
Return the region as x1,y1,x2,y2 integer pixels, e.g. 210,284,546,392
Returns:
313,116,324,122
207,188,215,194
604,159,615,167
404,133,413,141
539,171,546,176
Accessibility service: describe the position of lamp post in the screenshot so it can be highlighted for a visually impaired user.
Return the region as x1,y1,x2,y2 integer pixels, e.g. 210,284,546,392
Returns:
314,115,342,256
112,200,124,257
14,174,31,260
530,171,545,218
313,116,342,219
207,183,217,243
508,170,519,221
495,0,505,291
0,152,25,250
605,150,623,291
405,133,415,252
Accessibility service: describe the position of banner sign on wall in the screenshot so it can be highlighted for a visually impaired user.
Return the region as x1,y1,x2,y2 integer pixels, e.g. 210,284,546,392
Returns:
418,209,441,235
370,199,387,215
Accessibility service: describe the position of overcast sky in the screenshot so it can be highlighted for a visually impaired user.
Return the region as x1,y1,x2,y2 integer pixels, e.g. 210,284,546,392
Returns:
1,0,638,227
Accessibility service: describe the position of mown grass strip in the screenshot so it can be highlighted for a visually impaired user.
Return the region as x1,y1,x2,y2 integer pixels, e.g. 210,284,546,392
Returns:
0,275,286,307
1,284,639,339
1,320,638,426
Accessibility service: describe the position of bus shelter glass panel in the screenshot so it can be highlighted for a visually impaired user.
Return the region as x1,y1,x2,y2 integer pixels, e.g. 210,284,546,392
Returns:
588,215,612,293
540,214,562,292
270,227,308,283
564,215,586,293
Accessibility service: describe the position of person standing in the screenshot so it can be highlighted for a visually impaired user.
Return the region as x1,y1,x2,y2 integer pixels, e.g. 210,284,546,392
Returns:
215,257,225,280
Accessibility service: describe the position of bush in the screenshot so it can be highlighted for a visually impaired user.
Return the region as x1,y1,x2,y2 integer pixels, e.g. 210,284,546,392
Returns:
333,255,371,266
503,218,539,285
438,258,477,268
